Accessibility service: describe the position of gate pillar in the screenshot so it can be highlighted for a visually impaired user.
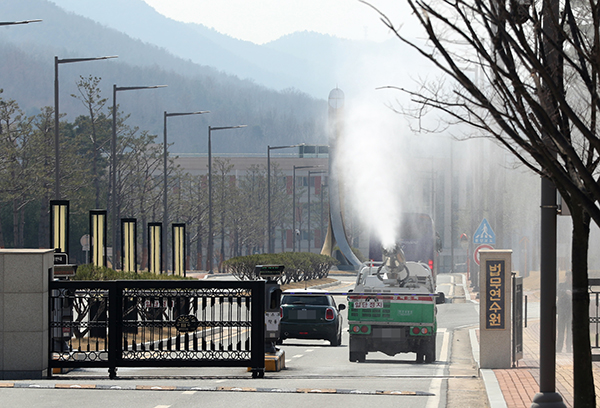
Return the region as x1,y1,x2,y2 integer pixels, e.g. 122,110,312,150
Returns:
0,249,54,379
479,249,513,369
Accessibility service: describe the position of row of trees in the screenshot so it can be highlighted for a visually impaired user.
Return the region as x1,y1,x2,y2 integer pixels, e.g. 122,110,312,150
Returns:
0,76,329,270
366,0,600,403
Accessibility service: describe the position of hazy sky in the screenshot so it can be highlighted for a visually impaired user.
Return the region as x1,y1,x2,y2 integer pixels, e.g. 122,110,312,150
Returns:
141,0,414,44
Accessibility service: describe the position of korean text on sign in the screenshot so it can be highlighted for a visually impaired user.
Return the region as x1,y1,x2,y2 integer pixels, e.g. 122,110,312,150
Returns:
485,260,505,329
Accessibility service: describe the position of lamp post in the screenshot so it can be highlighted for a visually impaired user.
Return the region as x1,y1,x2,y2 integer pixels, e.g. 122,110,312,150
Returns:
163,110,209,273
0,19,42,26
308,170,327,252
292,165,321,252
208,125,246,272
111,84,166,270
54,54,117,200
267,143,305,253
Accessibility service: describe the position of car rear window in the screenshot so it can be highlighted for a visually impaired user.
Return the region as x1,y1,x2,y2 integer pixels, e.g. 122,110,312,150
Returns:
281,295,330,306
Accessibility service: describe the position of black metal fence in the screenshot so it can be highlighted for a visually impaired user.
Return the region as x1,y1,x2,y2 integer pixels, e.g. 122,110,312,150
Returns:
512,275,523,366
49,279,265,378
589,279,600,360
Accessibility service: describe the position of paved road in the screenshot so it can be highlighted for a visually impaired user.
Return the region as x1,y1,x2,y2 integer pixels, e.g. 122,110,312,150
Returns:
0,273,483,408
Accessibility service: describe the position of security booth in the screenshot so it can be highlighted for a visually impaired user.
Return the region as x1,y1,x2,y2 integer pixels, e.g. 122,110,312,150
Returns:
51,250,76,356
256,264,284,353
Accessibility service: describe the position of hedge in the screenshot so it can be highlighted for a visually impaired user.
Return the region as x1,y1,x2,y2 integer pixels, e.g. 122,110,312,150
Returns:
223,252,338,284
71,264,195,281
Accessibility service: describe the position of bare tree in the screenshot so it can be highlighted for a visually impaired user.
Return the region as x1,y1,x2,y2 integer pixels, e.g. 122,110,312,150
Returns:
71,76,109,208
362,0,600,404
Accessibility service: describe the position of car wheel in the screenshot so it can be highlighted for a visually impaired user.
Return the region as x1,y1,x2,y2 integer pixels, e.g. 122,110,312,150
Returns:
330,331,342,346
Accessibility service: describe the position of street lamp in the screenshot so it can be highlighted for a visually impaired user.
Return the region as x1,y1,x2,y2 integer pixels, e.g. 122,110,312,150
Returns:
163,110,209,273
267,143,305,253
54,54,117,200
111,84,166,270
293,165,321,252
0,19,42,26
308,170,327,252
208,125,247,272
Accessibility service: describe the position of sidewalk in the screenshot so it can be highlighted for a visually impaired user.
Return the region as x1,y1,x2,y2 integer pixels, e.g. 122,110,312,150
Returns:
466,274,600,407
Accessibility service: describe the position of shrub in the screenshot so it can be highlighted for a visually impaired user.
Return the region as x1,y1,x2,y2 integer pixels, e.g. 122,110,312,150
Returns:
72,264,194,281
223,252,338,284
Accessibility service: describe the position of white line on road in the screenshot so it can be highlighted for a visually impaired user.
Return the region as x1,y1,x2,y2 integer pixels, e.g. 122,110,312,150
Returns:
426,328,449,408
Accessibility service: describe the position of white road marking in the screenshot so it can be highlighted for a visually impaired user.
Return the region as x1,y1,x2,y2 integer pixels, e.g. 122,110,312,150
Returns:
292,354,303,358
426,328,449,408
182,391,197,395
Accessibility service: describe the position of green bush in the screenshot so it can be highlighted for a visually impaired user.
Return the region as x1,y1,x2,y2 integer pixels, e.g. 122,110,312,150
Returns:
223,252,338,284
72,264,194,281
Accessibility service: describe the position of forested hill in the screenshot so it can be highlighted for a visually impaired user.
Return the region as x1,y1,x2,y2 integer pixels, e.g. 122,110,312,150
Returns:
0,0,327,154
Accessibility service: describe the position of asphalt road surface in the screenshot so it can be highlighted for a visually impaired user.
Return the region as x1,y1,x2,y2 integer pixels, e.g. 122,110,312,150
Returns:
0,273,482,408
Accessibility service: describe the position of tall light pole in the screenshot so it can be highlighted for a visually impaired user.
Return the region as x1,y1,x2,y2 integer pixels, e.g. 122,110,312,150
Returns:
308,170,327,252
267,143,304,253
163,110,209,273
0,19,42,26
54,54,117,200
111,84,166,270
208,125,246,272
292,165,320,252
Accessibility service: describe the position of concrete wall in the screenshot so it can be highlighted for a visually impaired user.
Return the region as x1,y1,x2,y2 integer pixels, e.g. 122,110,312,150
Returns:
0,249,53,379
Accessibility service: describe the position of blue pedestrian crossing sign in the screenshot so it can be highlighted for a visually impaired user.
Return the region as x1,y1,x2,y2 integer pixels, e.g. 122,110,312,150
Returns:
473,218,496,245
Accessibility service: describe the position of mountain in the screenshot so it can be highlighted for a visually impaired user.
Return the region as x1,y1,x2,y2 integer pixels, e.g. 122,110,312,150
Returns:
45,0,426,100
46,0,329,96
0,0,327,153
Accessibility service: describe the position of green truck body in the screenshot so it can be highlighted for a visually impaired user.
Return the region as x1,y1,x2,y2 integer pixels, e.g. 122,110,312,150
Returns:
348,261,439,363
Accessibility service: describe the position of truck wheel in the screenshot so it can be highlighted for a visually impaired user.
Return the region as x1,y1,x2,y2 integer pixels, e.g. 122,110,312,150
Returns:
424,337,436,363
349,351,366,362
416,350,424,363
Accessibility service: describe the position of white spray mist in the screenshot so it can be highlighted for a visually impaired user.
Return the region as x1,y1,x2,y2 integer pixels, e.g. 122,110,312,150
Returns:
334,95,409,251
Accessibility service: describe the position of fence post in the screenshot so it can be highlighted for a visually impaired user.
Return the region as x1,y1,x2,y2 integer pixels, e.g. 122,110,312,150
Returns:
108,281,121,379
250,280,266,377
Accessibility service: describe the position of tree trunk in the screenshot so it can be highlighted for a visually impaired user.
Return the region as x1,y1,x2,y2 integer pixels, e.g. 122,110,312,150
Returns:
39,194,49,249
570,206,595,407
18,206,25,247
196,227,202,271
12,199,18,247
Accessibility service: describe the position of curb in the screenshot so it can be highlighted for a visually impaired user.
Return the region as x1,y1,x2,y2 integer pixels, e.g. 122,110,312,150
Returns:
464,274,508,408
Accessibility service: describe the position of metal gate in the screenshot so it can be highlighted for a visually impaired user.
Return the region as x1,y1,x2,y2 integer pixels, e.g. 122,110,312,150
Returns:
49,279,265,378
589,279,600,360
512,275,523,366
